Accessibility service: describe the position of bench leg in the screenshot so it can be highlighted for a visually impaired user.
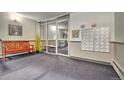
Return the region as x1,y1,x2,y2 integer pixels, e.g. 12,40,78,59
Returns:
2,54,6,63
2,50,6,63
29,49,34,54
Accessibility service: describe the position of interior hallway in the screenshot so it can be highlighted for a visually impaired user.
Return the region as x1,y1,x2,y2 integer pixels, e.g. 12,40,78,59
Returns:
0,53,120,80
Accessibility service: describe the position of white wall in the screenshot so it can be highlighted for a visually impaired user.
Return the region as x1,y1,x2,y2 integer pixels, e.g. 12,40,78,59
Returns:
0,12,38,40
114,12,124,71
115,13,124,42
70,12,115,41
69,12,115,63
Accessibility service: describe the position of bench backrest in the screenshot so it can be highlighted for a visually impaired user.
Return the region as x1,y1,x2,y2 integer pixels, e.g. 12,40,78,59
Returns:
2,41,30,52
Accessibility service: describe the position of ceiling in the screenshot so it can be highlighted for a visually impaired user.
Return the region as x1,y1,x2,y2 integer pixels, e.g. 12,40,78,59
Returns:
17,12,68,22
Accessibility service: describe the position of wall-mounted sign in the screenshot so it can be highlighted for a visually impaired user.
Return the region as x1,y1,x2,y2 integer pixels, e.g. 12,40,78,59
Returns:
8,24,22,36
70,29,81,41
72,29,80,38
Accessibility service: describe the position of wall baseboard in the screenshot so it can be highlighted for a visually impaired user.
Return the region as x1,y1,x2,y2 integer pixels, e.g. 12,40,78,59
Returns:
70,56,111,66
70,56,124,79
111,61,124,80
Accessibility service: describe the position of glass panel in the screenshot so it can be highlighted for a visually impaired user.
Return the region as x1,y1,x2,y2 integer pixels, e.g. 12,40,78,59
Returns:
40,24,46,51
57,20,68,55
58,20,68,40
58,40,68,55
47,22,56,53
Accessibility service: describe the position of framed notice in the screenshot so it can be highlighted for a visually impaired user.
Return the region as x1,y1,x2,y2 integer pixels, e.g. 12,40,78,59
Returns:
70,29,81,41
9,24,22,36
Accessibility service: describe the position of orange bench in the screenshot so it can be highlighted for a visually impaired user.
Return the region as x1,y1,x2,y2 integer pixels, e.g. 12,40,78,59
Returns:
2,41,34,63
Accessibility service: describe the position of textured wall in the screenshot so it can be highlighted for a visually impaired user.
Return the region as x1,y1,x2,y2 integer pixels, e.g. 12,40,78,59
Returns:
69,12,115,63
0,12,38,40
114,12,124,71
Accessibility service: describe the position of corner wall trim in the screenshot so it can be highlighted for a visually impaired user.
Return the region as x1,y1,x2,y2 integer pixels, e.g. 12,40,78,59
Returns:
111,61,124,80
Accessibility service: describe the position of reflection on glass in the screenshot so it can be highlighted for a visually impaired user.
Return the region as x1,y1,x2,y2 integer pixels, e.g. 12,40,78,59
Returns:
41,24,46,40
57,20,68,55
48,23,56,40
41,24,46,51
58,40,68,55
47,22,56,53
58,21,68,40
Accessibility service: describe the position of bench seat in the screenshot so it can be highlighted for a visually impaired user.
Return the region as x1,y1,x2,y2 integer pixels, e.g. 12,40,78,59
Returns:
2,41,34,63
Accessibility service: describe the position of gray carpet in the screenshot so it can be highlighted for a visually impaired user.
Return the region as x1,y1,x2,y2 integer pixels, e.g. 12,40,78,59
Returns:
0,53,120,80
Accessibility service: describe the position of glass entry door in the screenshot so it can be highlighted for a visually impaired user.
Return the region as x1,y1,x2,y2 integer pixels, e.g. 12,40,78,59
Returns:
57,20,68,55
47,22,56,53
41,15,69,56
